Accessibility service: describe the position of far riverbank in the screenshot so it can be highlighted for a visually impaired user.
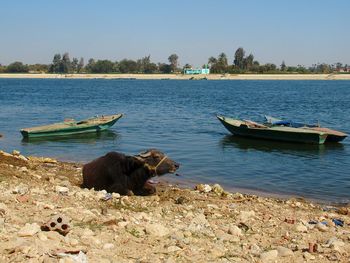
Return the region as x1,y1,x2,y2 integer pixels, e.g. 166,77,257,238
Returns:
1,73,350,80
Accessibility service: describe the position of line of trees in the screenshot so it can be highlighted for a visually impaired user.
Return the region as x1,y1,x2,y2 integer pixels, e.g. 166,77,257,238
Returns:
0,48,349,74
46,53,179,74
207,47,350,74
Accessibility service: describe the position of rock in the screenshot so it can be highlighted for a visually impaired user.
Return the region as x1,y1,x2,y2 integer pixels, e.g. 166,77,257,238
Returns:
167,245,181,253
260,250,278,262
18,223,40,237
102,216,117,225
96,190,107,200
43,157,57,164
12,184,29,195
59,180,71,187
303,252,315,260
55,186,69,194
12,150,20,156
228,225,242,236
19,166,28,173
37,232,48,241
0,202,8,216
46,231,65,241
103,243,115,249
0,218,5,229
277,246,293,257
112,193,121,199
183,231,192,237
118,221,129,228
316,222,328,232
238,210,255,223
57,251,87,263
81,228,95,237
120,196,132,206
210,247,226,258
326,237,345,252
17,155,29,161
144,223,169,237
211,184,224,195
295,223,308,233
188,213,210,234
195,184,212,193
250,244,261,256
69,238,79,246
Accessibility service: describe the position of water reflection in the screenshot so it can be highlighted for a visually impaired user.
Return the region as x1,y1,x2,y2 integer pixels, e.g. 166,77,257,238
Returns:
220,135,344,156
21,130,119,145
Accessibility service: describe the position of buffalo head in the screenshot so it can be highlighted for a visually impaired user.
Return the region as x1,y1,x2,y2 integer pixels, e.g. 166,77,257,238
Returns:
136,149,179,176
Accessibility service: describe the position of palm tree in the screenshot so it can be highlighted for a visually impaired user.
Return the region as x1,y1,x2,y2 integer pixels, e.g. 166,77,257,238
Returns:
168,54,179,73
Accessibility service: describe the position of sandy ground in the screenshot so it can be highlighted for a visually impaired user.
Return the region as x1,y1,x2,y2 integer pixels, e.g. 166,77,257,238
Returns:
0,150,349,262
1,73,350,80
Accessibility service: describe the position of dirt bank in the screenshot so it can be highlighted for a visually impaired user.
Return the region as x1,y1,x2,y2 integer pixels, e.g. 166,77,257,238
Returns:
0,150,349,262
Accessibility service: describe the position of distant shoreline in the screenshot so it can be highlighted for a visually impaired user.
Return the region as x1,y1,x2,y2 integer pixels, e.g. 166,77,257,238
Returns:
1,73,350,80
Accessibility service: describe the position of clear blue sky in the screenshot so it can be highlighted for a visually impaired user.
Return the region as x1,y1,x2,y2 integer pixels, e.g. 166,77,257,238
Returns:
0,0,349,67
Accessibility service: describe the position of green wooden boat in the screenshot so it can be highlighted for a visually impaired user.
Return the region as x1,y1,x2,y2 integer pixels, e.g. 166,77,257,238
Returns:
20,114,123,138
217,115,328,144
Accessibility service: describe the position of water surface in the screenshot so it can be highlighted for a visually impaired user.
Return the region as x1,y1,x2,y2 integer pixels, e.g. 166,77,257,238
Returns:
0,79,349,203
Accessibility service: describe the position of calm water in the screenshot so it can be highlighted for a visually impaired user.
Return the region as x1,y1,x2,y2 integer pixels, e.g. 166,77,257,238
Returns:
0,79,349,203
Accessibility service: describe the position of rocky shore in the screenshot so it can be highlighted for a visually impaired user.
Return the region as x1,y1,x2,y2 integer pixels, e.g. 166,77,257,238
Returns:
0,150,349,262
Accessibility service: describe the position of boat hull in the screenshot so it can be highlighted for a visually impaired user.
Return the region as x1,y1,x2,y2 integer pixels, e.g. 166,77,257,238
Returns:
21,114,122,138
217,116,327,144
265,115,347,142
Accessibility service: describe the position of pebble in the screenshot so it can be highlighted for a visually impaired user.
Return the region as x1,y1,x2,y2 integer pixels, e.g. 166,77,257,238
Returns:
295,223,308,233
69,238,79,246
195,184,212,193
19,167,28,173
18,223,41,237
103,243,115,249
55,186,69,194
37,232,48,241
18,155,29,161
12,150,20,156
81,228,95,237
303,252,316,260
144,223,169,237
121,196,132,206
238,210,255,222
43,157,57,164
118,221,129,228
167,245,182,253
211,184,224,195
228,225,242,236
277,246,293,257
250,244,261,256
46,231,65,241
96,190,107,200
316,222,328,232
12,184,29,195
260,250,278,263
112,193,121,199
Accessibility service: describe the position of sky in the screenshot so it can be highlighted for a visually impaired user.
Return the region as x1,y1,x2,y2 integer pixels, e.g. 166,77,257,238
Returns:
0,0,349,67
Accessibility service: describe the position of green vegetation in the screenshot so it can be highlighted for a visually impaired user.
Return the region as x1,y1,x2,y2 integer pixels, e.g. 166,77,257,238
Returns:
0,48,349,74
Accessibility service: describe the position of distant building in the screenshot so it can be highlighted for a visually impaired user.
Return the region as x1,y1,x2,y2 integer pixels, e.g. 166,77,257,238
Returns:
184,67,210,75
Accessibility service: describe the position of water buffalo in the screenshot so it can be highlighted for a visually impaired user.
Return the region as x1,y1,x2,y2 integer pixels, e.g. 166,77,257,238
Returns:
82,149,179,195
